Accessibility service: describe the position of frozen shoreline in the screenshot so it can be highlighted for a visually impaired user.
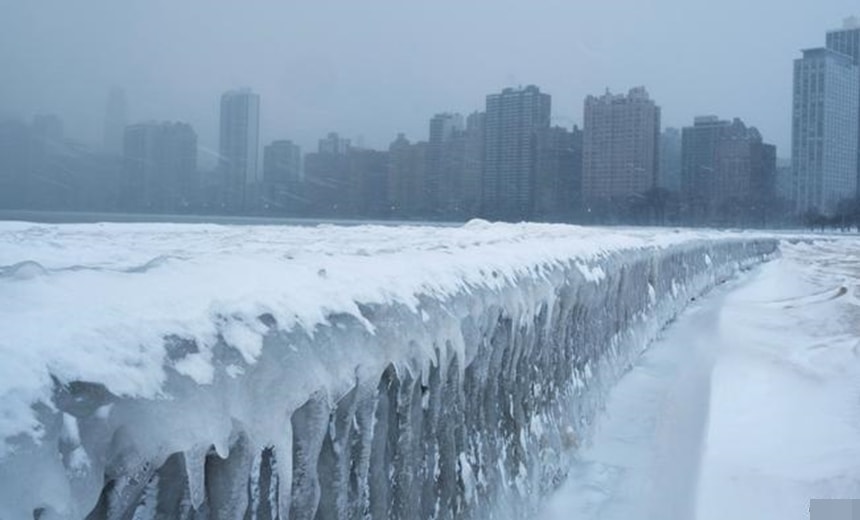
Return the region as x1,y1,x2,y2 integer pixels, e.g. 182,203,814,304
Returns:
0,222,776,519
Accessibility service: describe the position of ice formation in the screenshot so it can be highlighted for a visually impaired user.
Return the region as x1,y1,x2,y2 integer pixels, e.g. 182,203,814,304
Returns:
0,221,778,519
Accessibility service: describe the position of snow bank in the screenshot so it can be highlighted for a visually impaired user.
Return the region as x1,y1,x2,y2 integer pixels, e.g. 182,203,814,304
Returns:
696,239,860,519
0,221,777,519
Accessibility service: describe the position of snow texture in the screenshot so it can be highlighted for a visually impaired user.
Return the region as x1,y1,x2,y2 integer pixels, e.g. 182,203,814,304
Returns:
0,221,777,519
697,238,860,519
541,237,860,520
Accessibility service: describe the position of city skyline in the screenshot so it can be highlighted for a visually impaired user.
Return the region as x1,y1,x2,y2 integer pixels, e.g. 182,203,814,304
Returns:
3,10,860,224
0,78,786,224
1,3,858,161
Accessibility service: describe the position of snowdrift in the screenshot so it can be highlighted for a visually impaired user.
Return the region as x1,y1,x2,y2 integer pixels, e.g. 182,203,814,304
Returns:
0,221,777,519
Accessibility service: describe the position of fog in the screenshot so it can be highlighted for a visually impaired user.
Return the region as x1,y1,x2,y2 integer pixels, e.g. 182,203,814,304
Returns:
1,0,855,159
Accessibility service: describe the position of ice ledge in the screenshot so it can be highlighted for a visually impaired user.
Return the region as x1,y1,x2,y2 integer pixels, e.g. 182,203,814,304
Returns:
0,223,778,519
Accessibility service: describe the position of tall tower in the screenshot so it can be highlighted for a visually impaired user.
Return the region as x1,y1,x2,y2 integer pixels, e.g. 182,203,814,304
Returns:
427,113,464,215
826,16,860,196
791,48,859,215
827,17,860,62
534,125,580,219
482,85,551,220
459,111,485,217
387,133,422,216
659,127,682,193
304,132,351,215
219,88,260,211
262,140,302,212
122,122,198,212
103,87,127,155
582,87,661,211
681,116,776,224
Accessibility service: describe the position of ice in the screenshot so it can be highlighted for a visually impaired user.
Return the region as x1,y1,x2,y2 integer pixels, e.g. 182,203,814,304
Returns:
0,221,777,519
185,446,207,510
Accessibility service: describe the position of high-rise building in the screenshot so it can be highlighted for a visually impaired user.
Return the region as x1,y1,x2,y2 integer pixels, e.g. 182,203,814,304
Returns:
347,148,389,217
826,16,860,195
482,85,551,219
427,112,464,215
1,115,121,212
262,140,302,213
429,113,465,144
775,158,793,202
122,122,198,212
387,133,427,217
681,116,776,224
318,132,351,155
582,87,660,210
827,17,860,63
792,47,859,215
104,87,127,156
658,127,682,193
534,125,582,219
682,116,726,209
263,140,302,185
304,132,351,215
458,112,486,218
570,125,584,212
219,88,260,211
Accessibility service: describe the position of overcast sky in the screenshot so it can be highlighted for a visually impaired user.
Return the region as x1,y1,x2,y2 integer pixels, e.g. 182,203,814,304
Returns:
1,1,856,165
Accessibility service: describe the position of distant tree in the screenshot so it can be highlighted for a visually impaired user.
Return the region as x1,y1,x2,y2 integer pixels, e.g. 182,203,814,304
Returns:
802,209,826,231
834,197,860,232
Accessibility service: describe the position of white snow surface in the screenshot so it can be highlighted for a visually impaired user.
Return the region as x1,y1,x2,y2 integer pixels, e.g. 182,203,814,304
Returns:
540,237,860,519
0,220,764,455
698,238,860,518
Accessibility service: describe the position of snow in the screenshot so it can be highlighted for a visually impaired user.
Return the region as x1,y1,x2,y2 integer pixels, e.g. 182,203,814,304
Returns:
697,239,860,519
540,237,860,520
540,269,740,519
0,220,778,519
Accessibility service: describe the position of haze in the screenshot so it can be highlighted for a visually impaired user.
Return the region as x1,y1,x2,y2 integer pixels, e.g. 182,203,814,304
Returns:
0,0,856,163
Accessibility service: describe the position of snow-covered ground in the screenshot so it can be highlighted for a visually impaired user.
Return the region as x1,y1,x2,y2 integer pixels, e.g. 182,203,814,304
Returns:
540,238,860,519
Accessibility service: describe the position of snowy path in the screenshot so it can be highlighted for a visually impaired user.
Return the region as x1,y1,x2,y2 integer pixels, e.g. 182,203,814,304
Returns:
540,239,860,519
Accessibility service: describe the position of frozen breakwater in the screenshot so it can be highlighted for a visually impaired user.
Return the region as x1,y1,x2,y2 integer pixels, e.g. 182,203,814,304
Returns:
0,221,777,519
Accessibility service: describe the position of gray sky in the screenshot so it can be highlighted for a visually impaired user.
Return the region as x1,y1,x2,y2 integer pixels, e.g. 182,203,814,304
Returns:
1,0,856,165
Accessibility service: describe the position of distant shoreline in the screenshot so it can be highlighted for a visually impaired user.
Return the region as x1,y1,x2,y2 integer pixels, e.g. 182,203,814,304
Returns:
0,209,457,227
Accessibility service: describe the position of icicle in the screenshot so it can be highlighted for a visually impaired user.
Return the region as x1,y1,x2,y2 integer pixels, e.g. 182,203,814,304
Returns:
184,446,208,510
275,424,293,520
248,448,263,519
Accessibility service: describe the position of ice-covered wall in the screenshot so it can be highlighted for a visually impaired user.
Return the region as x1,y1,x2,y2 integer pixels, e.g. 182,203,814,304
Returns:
0,222,777,520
